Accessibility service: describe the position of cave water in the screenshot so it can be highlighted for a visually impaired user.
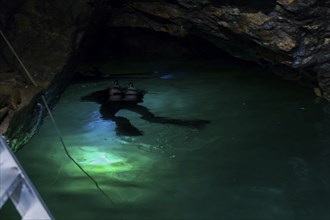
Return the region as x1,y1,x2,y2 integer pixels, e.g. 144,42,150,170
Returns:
1,60,329,220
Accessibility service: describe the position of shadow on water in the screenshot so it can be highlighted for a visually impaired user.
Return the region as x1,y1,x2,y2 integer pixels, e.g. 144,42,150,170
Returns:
81,88,210,136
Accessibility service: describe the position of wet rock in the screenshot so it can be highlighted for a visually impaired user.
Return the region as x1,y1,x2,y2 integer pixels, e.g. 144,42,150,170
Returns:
0,0,111,149
0,106,8,123
0,94,10,108
0,84,21,110
108,0,330,99
172,0,210,9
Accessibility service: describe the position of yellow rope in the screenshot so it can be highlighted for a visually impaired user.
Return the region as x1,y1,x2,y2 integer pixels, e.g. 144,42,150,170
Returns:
0,28,116,206
0,30,38,87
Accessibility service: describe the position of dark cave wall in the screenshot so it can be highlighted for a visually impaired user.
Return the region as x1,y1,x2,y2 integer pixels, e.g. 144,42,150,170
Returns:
0,0,24,70
1,0,329,91
168,0,277,12
0,0,97,80
108,0,330,98
81,27,236,62
0,0,111,150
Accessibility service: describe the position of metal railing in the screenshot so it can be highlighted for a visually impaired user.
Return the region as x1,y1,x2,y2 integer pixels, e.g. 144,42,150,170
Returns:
0,135,54,219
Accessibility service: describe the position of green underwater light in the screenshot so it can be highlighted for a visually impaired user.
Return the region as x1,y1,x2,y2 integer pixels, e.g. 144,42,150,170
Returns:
58,141,165,187
88,152,119,165
75,150,133,173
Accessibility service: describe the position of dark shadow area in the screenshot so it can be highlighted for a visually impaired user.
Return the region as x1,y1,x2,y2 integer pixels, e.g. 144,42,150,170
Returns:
81,88,210,136
73,26,263,83
79,27,246,63
72,65,154,82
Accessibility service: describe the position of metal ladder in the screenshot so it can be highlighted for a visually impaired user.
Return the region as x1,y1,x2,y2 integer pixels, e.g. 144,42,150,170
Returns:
0,135,54,219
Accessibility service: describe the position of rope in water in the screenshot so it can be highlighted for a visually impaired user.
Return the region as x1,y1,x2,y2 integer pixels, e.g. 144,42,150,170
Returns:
0,29,116,206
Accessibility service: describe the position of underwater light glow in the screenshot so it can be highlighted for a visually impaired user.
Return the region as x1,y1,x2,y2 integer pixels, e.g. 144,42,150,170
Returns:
89,152,113,165
99,153,111,161
71,150,134,174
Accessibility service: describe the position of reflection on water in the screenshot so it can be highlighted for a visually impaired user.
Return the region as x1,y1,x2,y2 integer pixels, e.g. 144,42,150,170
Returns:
1,60,329,220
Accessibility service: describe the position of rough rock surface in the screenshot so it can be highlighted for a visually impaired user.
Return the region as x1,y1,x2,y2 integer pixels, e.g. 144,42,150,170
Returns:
0,0,111,150
108,0,330,98
0,0,329,150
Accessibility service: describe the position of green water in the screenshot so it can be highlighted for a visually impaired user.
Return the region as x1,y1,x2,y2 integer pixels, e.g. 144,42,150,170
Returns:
1,60,329,220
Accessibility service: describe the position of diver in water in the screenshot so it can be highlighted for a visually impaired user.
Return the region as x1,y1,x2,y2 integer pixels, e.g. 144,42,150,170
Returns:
109,80,122,101
123,82,138,101
81,83,210,136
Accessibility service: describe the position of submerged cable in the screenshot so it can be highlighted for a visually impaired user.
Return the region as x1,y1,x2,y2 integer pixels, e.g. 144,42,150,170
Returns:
41,97,116,206
0,30,38,87
1,28,116,206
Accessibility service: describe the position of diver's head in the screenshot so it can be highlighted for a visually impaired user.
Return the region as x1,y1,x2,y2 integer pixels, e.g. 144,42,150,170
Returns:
129,82,134,88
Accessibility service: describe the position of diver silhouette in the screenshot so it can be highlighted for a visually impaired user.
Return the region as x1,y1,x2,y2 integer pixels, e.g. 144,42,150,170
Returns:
81,83,210,136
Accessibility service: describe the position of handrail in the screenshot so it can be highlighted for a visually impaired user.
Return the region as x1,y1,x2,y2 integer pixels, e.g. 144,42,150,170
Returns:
0,135,54,220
